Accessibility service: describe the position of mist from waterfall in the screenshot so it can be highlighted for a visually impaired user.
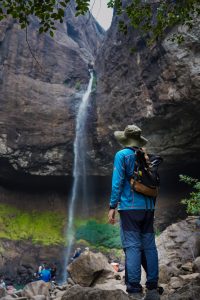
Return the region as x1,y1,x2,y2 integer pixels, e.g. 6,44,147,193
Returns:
62,71,94,282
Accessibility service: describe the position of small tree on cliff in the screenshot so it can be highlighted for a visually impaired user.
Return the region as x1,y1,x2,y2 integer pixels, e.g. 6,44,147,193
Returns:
0,0,199,43
180,175,200,216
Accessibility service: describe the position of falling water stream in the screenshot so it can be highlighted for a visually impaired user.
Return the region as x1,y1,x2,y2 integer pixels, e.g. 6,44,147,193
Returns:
62,71,94,282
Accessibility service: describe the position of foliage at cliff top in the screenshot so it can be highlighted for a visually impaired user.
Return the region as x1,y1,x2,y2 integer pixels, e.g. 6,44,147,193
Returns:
110,0,200,44
180,175,200,215
0,0,199,43
0,203,65,245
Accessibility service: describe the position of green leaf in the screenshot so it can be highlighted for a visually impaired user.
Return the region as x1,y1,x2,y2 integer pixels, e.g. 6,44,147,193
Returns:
0,0,198,48
39,27,44,34
60,2,66,8
179,175,200,215
21,23,26,29
58,8,64,17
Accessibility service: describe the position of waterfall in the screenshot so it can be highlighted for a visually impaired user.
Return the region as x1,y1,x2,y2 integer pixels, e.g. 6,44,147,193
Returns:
62,71,93,282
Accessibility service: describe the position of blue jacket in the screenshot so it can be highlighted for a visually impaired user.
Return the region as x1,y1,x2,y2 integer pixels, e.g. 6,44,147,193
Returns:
40,269,51,282
110,148,155,210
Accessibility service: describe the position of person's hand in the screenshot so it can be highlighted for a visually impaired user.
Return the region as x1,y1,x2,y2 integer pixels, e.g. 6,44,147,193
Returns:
108,209,116,224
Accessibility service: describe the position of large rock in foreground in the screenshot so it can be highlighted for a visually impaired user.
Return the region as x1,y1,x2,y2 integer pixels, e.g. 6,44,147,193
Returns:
157,216,200,268
67,251,114,286
22,281,50,300
0,287,7,298
162,278,200,300
61,285,129,300
157,216,200,299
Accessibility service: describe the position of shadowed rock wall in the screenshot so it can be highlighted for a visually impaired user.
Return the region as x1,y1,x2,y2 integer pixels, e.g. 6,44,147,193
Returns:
91,12,200,175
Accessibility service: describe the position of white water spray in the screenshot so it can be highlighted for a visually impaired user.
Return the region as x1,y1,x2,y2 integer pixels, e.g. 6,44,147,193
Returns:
63,71,93,282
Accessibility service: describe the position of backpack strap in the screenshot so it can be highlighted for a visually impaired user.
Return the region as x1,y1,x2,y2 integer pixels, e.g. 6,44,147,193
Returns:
124,147,139,175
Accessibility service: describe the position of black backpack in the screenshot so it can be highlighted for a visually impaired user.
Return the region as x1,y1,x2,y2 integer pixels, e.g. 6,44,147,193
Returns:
130,148,163,197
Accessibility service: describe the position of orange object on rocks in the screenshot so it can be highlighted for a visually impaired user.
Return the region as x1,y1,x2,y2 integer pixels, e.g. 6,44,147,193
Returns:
111,262,119,272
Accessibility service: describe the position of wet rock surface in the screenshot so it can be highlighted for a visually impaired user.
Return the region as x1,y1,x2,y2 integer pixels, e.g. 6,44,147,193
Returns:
0,2,104,183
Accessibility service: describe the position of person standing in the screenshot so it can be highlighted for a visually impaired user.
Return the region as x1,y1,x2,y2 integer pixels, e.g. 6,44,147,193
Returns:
108,125,160,300
71,248,82,261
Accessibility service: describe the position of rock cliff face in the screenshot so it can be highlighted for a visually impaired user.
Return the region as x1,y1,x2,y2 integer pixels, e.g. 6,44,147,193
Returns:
92,12,200,175
0,1,199,181
0,2,104,184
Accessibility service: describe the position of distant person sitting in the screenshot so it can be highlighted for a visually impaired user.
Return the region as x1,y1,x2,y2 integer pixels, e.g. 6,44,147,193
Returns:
40,266,51,283
71,248,81,261
50,263,57,281
0,276,6,289
38,262,46,275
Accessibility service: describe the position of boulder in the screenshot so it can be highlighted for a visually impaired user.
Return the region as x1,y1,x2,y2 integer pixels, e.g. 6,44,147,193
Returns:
169,266,181,277
53,291,66,298
159,264,181,284
67,251,114,286
179,273,200,282
1,297,17,300
159,264,171,283
31,296,46,300
167,278,200,300
193,256,200,273
94,279,126,293
55,285,69,291
22,281,50,300
169,277,183,289
61,285,130,300
157,217,200,267
14,290,23,297
66,278,75,286
0,287,7,298
181,262,193,272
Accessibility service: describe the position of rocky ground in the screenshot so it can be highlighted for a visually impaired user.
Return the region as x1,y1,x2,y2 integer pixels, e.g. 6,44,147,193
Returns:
0,239,66,285
0,216,199,300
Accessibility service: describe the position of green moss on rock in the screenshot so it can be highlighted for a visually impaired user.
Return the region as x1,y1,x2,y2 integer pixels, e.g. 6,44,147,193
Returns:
0,204,65,245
